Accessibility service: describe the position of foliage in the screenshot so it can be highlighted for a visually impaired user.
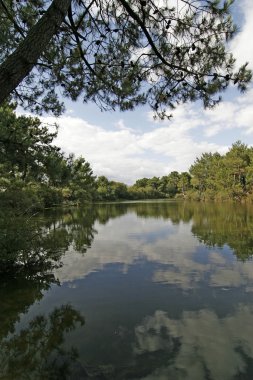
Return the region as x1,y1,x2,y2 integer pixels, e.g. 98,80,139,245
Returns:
0,0,251,117
189,141,253,201
95,176,128,201
67,156,97,203
0,104,96,209
0,103,58,181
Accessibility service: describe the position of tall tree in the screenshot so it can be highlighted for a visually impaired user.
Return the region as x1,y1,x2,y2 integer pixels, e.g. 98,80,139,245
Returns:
190,153,212,196
178,172,191,196
166,171,180,196
224,141,250,187
0,104,58,181
68,156,97,202
0,0,251,117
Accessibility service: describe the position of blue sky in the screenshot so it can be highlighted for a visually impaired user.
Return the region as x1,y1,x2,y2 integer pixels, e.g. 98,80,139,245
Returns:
42,0,253,184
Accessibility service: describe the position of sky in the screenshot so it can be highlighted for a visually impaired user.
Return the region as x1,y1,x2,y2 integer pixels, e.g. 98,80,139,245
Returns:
42,0,253,185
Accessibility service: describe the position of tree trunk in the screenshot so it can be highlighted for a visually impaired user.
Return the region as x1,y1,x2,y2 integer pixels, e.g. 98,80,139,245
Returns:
0,0,72,105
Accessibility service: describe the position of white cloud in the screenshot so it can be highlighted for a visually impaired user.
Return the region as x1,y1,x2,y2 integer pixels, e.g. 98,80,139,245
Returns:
114,119,135,132
40,83,253,183
230,0,253,69
41,108,229,184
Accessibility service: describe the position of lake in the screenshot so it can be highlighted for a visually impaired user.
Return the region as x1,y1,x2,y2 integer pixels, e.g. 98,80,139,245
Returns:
1,201,253,380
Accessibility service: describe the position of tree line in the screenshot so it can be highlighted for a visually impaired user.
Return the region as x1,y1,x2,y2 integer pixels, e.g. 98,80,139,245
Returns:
1,104,253,210
97,142,253,201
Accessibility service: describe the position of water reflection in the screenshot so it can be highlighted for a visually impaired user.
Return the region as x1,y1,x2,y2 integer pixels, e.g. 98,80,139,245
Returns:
1,201,253,379
0,271,56,344
190,202,253,260
0,206,98,274
134,305,253,380
0,305,85,380
52,202,253,295
2,202,253,275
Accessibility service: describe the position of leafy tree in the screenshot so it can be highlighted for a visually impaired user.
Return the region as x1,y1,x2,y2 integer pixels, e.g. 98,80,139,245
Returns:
178,172,191,196
190,153,213,197
188,143,253,201
223,141,251,197
157,175,168,195
0,105,97,207
0,0,251,117
110,181,128,200
44,150,71,187
190,152,224,197
67,156,97,203
166,171,180,197
96,176,129,200
147,176,160,190
96,175,113,200
246,148,253,193
134,178,149,189
127,185,146,200
0,104,58,181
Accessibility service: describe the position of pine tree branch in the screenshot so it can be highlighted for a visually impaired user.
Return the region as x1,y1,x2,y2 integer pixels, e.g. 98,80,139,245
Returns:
0,0,72,106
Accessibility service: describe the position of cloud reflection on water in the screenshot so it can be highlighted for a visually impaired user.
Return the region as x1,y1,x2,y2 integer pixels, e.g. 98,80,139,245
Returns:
55,211,253,294
134,305,253,380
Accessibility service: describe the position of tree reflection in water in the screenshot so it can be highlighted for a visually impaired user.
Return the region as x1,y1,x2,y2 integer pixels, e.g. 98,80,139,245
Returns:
123,201,253,261
0,206,98,273
0,207,97,379
0,305,85,380
1,202,253,379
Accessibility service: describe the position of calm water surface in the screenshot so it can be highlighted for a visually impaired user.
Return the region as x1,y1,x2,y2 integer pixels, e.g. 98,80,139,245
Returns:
1,201,253,379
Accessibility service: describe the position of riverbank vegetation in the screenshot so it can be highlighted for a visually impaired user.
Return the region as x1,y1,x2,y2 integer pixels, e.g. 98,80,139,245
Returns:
1,105,253,211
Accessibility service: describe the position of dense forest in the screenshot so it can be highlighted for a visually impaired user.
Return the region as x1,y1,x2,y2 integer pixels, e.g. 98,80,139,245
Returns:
1,104,253,210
